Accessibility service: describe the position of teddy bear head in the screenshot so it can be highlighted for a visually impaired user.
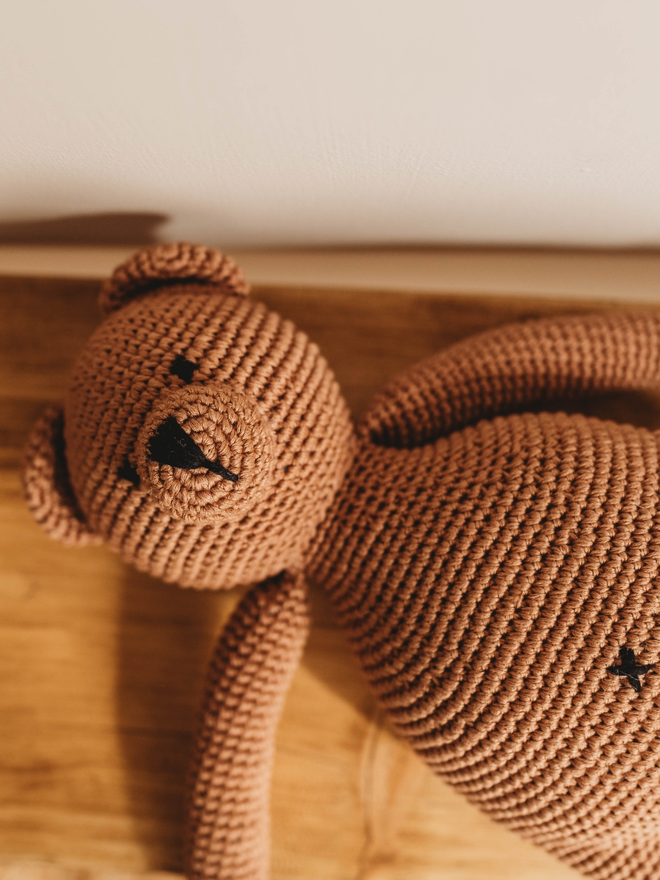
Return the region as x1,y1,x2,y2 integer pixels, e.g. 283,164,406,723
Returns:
23,244,355,589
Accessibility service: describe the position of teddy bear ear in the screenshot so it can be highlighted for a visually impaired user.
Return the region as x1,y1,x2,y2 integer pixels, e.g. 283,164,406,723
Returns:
22,406,100,547
98,242,251,317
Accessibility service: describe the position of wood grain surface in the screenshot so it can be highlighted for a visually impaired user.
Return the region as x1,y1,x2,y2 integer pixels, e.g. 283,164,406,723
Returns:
5,274,660,880
3,245,660,304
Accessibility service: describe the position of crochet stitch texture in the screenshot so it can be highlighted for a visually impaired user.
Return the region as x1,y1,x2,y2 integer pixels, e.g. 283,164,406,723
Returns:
22,243,660,880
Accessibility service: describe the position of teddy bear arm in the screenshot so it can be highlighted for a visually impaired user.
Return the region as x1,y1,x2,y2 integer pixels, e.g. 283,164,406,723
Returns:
361,309,660,448
185,570,310,880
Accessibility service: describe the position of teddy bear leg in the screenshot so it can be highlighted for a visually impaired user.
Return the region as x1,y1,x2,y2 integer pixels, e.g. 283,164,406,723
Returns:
185,571,310,880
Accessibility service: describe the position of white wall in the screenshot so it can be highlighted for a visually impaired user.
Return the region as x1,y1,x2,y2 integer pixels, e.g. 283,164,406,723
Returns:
3,1,660,248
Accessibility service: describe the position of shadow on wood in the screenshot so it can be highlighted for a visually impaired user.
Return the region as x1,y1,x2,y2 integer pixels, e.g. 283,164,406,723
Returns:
114,571,232,870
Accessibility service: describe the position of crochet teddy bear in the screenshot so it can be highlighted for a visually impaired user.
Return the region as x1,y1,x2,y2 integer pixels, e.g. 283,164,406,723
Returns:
22,243,660,880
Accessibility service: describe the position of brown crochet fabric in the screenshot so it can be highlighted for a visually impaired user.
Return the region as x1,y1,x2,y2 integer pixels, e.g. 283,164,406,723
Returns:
22,405,100,546
186,571,309,880
362,311,660,447
99,242,250,316
53,264,353,588
21,244,660,880
309,312,660,880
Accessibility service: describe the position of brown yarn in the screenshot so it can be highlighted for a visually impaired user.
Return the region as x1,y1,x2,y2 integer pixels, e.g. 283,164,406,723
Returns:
309,311,660,880
99,242,250,316
363,311,660,447
22,406,100,546
23,246,660,880
59,274,354,588
186,571,309,880
136,383,276,523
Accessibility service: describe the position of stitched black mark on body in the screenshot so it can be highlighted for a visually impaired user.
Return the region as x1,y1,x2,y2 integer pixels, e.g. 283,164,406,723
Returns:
607,646,654,693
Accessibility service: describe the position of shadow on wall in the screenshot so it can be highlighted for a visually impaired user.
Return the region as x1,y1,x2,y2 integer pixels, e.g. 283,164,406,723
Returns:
0,212,169,245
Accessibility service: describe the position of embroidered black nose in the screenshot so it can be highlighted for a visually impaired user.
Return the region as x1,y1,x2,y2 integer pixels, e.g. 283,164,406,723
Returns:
147,417,239,482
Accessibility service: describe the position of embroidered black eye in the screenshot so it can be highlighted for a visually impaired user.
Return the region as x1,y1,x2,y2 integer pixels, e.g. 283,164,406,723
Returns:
117,459,140,486
170,355,199,383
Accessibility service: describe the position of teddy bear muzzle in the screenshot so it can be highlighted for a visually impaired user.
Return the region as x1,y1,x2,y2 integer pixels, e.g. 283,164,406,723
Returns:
134,383,276,524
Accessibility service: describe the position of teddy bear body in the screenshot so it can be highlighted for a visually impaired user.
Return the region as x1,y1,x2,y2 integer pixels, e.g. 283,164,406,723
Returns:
312,411,660,878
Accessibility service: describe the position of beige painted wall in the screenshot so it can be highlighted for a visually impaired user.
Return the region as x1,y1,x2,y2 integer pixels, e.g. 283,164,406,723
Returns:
3,2,660,248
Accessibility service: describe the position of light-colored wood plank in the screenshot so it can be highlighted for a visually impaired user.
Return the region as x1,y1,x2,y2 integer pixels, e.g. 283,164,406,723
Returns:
3,244,660,303
6,273,656,879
